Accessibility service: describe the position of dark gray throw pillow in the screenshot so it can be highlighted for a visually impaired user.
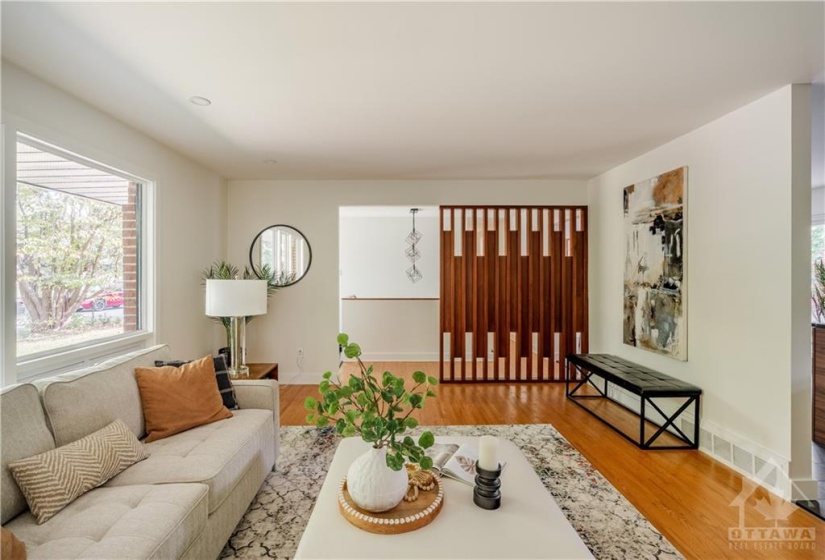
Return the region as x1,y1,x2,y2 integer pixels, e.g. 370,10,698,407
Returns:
154,356,239,410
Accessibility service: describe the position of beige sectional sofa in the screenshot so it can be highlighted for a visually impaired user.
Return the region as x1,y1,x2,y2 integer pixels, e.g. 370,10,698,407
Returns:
1,344,279,559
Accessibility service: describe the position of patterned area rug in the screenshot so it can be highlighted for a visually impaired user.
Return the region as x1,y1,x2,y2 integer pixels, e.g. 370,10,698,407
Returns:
221,424,683,560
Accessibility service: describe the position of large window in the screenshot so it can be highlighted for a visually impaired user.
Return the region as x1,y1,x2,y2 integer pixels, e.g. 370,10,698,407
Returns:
16,136,147,363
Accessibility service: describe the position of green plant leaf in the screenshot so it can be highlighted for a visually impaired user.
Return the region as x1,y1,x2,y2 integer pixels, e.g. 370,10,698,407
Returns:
418,431,435,449
335,418,346,434
381,390,393,404
304,396,318,410
404,417,419,429
327,401,339,415
337,333,349,346
342,425,356,437
392,380,405,397
419,456,434,470
427,376,439,386
305,413,316,424
319,380,330,393
315,416,329,428
384,451,405,471
409,394,423,408
322,371,333,380
344,343,361,359
403,435,414,446
412,370,426,384
426,390,437,398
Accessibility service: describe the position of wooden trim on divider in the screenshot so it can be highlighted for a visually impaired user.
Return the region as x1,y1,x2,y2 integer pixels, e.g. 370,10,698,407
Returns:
439,205,588,383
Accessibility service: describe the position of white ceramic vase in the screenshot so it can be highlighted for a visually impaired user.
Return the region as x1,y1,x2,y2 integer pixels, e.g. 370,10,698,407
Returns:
346,446,408,512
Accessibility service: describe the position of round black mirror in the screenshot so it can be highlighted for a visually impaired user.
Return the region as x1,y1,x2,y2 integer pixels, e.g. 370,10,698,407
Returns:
249,225,312,286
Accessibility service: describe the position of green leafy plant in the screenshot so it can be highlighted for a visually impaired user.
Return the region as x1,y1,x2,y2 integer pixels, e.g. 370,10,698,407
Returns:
813,258,825,322
304,333,438,471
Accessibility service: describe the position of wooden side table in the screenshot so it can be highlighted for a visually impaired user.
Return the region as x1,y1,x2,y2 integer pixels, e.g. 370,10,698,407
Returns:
236,363,278,381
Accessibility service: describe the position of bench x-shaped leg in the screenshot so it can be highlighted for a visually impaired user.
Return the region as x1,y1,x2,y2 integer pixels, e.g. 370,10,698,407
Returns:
642,396,697,448
567,364,608,399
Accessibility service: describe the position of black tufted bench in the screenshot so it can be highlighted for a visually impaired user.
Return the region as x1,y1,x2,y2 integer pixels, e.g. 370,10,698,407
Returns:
566,354,702,449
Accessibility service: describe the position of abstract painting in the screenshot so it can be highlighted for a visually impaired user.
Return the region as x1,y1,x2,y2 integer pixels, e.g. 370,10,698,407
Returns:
623,167,687,361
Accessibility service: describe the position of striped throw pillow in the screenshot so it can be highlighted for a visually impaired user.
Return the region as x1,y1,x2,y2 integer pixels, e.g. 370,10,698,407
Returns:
8,419,148,524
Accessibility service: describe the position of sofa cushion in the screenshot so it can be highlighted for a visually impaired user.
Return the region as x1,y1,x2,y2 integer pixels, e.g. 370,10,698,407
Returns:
105,410,274,513
5,483,207,560
135,355,233,443
1,384,56,524
155,355,239,410
8,420,149,524
35,345,171,447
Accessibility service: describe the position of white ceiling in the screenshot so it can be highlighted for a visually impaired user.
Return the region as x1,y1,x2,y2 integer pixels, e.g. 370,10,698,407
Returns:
2,2,823,181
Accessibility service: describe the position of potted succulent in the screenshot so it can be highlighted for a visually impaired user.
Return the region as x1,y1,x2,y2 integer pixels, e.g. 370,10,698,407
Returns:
304,333,438,512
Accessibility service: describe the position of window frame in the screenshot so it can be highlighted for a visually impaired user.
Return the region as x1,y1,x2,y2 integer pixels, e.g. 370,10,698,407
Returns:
6,129,156,383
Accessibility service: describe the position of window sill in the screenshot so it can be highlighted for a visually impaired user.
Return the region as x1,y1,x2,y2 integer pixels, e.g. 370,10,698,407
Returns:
15,331,155,383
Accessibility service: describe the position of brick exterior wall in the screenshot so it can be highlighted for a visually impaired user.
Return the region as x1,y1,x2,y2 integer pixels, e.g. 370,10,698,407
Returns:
122,183,138,331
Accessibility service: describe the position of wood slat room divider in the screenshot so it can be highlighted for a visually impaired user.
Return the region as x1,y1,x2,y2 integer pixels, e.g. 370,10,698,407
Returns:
439,206,588,383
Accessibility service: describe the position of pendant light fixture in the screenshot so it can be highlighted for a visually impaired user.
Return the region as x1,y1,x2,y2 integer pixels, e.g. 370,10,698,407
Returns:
406,208,423,283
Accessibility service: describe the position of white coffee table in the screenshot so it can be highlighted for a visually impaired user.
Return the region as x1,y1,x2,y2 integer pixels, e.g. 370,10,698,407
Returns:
294,436,593,559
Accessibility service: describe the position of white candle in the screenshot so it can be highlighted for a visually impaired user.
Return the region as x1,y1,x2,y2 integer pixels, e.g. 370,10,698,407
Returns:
478,435,499,471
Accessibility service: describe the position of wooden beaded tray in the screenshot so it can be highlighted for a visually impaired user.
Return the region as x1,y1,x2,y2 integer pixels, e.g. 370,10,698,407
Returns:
337,476,444,534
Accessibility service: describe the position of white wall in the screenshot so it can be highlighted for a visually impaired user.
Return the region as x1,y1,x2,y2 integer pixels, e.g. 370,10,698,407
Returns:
341,299,439,361
588,85,812,499
227,179,586,382
339,214,440,299
1,61,227,383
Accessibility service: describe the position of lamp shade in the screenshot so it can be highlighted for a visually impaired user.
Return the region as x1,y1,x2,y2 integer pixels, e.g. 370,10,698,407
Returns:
205,279,268,317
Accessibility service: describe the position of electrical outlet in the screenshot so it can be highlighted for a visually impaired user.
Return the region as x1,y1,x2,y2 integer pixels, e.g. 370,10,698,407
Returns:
297,347,304,358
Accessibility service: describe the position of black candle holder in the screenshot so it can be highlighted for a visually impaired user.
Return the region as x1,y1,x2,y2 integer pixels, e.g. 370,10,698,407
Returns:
473,463,502,510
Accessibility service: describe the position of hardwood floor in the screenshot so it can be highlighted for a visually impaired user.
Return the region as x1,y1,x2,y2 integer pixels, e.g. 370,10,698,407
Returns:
280,361,825,560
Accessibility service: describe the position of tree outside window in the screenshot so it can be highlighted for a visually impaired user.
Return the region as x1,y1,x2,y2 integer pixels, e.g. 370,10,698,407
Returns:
16,139,141,358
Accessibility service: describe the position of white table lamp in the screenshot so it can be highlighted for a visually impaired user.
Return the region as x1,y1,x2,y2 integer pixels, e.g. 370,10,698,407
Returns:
205,279,268,376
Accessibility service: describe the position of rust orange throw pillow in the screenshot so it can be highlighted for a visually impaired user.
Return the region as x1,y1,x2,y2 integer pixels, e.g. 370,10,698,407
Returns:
135,355,232,442
1,528,26,560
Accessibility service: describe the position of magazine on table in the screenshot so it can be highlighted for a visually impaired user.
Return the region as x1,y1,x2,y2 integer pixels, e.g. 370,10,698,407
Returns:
426,442,510,486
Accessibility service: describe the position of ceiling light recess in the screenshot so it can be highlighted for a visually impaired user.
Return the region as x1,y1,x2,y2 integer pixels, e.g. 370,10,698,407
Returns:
189,96,211,106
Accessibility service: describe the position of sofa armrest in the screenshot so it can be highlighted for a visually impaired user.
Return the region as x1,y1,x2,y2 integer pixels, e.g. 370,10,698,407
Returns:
232,379,279,417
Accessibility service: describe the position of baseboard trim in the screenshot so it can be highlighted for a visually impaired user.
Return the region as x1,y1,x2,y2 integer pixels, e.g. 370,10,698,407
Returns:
279,372,321,385
690,419,799,500
792,479,819,501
